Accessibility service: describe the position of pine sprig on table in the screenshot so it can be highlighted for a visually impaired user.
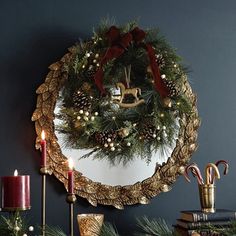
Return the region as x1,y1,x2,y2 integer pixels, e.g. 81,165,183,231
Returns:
136,216,180,236
100,222,120,236
43,225,67,236
0,212,33,236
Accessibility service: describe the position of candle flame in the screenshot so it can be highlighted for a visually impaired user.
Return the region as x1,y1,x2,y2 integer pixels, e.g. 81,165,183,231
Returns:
41,130,45,140
68,158,74,170
14,169,18,176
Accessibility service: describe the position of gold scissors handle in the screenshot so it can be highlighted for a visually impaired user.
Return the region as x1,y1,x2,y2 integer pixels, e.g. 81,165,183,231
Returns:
205,163,220,185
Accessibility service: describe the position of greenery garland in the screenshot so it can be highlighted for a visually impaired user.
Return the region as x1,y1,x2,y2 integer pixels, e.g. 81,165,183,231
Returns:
56,20,192,165
0,212,34,236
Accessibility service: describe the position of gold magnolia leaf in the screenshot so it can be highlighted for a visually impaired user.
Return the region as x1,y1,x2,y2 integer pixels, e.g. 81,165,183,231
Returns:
42,104,51,116
36,95,43,108
49,78,59,92
31,108,42,121
114,202,124,210
38,116,48,127
36,83,48,94
88,197,98,207
139,196,149,204
48,62,62,71
42,91,51,101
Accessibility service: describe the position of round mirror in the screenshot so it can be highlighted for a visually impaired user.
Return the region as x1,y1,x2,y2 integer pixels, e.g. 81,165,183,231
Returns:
32,23,200,209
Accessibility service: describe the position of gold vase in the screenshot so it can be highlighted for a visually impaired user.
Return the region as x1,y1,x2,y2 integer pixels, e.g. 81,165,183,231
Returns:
77,214,104,236
198,184,216,213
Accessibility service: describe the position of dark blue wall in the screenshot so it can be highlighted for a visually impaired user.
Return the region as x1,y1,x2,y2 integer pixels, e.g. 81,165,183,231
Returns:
1,0,236,235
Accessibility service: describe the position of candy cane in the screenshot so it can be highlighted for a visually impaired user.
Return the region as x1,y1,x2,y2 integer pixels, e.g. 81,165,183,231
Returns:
184,163,204,185
215,160,229,175
205,163,220,185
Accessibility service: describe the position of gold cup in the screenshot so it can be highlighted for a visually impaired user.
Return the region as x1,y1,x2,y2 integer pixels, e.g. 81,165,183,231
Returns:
77,214,104,236
198,184,216,213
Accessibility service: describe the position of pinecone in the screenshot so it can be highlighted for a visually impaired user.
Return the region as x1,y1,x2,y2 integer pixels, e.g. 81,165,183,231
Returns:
140,124,160,140
73,91,91,111
94,130,117,146
162,78,180,98
155,54,165,69
83,65,97,79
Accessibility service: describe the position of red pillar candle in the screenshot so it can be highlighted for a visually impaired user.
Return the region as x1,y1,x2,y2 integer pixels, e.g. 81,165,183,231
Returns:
68,159,74,194
41,130,47,167
1,170,31,211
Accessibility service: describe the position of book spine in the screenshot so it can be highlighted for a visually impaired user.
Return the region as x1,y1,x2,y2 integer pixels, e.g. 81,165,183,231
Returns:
192,212,236,222
187,221,229,230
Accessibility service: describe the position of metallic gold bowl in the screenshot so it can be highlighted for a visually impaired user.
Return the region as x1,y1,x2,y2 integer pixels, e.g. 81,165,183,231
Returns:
77,213,104,236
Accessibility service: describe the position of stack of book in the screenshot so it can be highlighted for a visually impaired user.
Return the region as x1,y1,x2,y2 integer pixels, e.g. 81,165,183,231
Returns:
174,209,236,236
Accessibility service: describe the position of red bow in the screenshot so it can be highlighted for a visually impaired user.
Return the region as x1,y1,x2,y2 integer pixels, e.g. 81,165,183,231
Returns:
93,26,169,97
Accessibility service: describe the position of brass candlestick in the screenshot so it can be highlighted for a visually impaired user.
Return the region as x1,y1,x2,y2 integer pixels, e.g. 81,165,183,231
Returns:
66,193,76,236
40,167,50,236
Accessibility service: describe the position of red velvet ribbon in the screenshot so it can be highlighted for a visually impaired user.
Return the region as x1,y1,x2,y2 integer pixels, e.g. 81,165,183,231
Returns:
93,26,169,97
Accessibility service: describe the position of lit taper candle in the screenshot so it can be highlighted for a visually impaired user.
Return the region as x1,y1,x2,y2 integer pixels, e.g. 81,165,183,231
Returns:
41,130,47,167
68,158,74,194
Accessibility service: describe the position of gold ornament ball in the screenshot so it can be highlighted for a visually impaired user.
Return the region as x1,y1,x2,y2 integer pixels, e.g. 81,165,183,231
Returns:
162,97,172,108
109,143,114,147
94,112,99,116
161,74,166,79
83,116,89,121
104,143,108,148
77,116,81,120
79,110,84,114
107,138,112,143
119,128,129,138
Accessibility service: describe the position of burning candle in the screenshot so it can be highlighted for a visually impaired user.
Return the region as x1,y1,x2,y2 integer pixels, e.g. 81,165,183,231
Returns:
41,130,47,167
68,159,74,194
1,170,31,211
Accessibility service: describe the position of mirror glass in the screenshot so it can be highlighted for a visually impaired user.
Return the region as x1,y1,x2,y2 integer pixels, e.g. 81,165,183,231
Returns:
54,100,179,186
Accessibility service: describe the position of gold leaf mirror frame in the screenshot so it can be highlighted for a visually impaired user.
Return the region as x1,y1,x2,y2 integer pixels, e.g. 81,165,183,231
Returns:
32,46,200,209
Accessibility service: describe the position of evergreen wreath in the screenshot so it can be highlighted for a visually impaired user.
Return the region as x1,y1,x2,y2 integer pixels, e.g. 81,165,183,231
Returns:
56,20,192,165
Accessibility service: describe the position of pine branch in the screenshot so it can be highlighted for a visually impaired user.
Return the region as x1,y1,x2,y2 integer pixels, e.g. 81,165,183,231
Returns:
135,216,179,236
44,225,67,236
100,222,120,236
